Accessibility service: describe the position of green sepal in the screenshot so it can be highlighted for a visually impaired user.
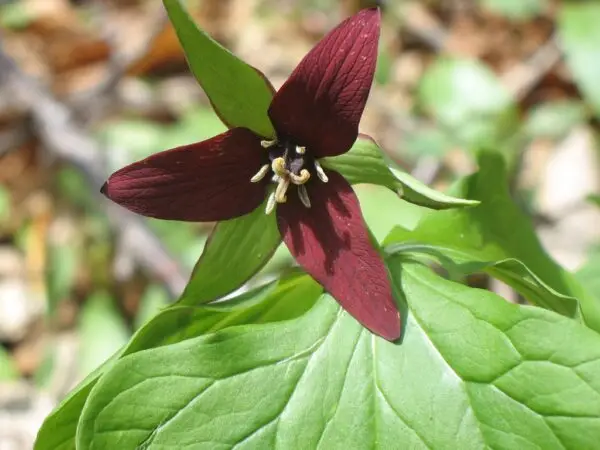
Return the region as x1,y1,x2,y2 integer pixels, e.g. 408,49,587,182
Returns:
163,0,275,137
321,135,479,209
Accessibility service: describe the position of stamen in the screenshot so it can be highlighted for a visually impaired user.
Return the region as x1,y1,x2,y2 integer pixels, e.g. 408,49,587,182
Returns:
289,169,311,185
298,185,311,208
271,157,288,177
261,138,277,149
250,164,270,183
295,146,306,155
275,177,290,203
314,160,328,183
265,191,276,214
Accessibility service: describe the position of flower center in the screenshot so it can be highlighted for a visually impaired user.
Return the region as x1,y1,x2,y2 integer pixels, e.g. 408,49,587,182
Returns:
250,137,328,214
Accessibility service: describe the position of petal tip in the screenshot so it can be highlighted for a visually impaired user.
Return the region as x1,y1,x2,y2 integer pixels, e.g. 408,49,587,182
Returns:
100,181,109,196
360,6,381,22
373,310,401,341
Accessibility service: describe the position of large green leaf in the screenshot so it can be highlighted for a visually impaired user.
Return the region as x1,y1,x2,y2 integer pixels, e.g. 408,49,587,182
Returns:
385,151,600,331
322,136,479,209
130,271,322,353
559,4,600,118
34,382,95,450
387,243,577,317
178,201,281,305
34,273,321,450
36,293,131,450
163,0,275,137
76,262,600,449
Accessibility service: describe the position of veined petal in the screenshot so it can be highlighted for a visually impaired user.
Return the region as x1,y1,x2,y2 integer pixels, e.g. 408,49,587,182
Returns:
276,170,400,340
268,8,380,158
101,128,267,222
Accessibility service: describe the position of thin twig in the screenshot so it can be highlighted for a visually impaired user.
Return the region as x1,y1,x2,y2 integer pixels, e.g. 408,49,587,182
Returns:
0,121,30,157
501,34,561,100
0,40,188,298
72,2,168,122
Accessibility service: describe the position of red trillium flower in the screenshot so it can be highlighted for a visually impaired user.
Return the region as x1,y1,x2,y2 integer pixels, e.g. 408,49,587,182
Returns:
101,8,401,340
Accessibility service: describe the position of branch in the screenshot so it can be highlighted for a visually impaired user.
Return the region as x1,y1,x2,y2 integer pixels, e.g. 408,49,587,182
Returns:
501,34,561,100
0,40,189,298
72,2,169,123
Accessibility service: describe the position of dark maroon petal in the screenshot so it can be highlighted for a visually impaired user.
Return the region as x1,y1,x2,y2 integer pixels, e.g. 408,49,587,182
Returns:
276,170,400,340
268,8,380,158
101,128,267,222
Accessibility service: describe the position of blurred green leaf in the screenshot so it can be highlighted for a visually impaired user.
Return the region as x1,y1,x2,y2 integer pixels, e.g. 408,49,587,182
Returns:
77,262,600,449
479,0,545,20
134,284,170,329
559,3,600,119
385,150,600,330
33,347,55,389
162,107,227,149
148,219,206,270
0,185,9,224
78,292,130,378
56,167,94,209
403,126,454,158
418,58,517,149
35,272,321,450
178,199,281,306
99,108,226,173
525,100,587,140
46,241,81,316
322,136,479,209
589,194,600,208
0,345,17,381
99,120,166,172
375,45,392,85
0,1,32,29
163,0,275,137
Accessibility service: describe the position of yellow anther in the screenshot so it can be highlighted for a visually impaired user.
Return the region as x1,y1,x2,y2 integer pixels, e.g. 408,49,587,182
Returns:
250,164,270,183
275,177,290,203
265,191,276,214
298,185,311,208
289,169,311,185
296,146,306,155
271,157,288,177
261,139,277,148
314,160,328,183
